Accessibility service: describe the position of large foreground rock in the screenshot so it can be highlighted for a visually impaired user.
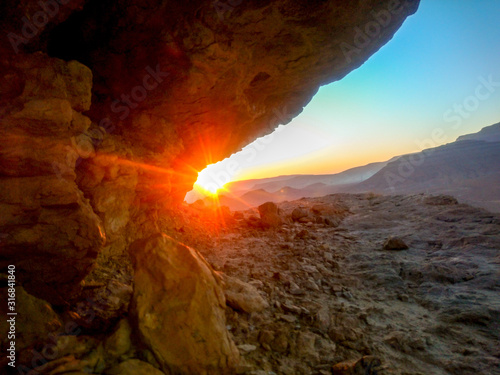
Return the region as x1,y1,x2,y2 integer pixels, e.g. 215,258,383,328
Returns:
128,233,239,374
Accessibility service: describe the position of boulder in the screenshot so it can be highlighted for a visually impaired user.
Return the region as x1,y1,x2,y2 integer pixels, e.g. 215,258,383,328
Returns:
245,215,263,228
104,319,132,359
291,208,309,222
222,275,269,313
77,276,134,331
311,204,349,227
128,233,239,375
233,211,244,220
324,216,342,227
383,236,409,250
311,203,349,216
258,202,283,228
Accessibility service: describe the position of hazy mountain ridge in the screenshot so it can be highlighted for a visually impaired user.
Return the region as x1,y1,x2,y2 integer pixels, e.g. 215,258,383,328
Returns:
214,123,500,212
250,160,391,192
353,139,500,212
456,122,500,142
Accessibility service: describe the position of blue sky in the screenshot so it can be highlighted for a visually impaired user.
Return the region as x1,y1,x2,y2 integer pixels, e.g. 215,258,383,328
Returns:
194,0,500,192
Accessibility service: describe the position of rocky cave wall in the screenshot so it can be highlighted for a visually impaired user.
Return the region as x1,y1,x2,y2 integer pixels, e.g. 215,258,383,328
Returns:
0,0,419,372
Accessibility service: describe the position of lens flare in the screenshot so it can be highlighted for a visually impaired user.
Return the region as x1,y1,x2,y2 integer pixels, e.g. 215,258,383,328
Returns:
194,167,225,196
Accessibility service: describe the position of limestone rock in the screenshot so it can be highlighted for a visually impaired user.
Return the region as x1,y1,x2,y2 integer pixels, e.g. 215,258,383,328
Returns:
52,335,99,360
271,330,290,353
237,344,257,354
311,203,349,227
258,202,283,228
291,208,309,222
295,229,311,240
32,355,88,375
293,331,320,364
223,275,269,313
128,233,239,374
104,319,133,359
383,236,409,250
0,54,104,303
315,306,331,332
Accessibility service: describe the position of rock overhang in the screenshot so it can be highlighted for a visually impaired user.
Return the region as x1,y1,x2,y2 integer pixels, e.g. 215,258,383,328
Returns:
0,0,420,303
3,0,419,200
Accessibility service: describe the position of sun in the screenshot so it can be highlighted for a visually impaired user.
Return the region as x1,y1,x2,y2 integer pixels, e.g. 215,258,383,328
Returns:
194,168,226,196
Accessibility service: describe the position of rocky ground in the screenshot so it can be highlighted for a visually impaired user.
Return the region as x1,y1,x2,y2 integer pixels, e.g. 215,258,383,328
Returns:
195,193,500,375
3,193,499,375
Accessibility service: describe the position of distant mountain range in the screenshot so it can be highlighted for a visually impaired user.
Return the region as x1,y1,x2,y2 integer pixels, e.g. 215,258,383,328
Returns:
200,122,500,212
349,122,500,211
203,159,395,210
226,159,394,193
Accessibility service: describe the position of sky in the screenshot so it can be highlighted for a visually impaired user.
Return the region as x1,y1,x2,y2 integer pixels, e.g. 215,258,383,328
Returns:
193,0,500,195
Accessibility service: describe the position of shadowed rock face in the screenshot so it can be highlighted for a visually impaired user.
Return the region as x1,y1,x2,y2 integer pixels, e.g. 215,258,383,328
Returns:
0,53,105,304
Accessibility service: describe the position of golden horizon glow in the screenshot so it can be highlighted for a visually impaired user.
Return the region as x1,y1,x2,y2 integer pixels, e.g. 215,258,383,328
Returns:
214,144,408,185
